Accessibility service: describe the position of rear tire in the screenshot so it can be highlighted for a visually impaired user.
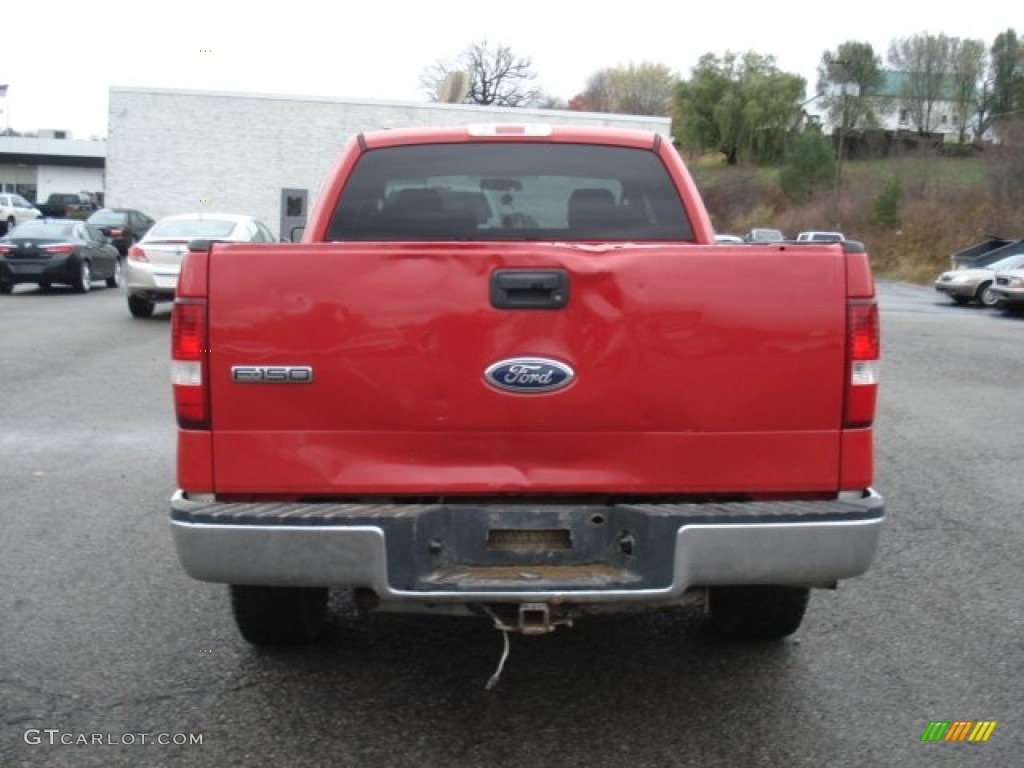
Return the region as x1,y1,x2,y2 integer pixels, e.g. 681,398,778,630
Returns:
4,216,14,235
0,281,12,295
73,260,91,293
127,294,155,318
106,259,122,288
229,585,328,645
707,586,810,640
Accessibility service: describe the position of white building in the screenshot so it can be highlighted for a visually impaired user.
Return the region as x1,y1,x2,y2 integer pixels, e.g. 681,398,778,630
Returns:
106,87,672,239
0,136,105,203
806,71,992,146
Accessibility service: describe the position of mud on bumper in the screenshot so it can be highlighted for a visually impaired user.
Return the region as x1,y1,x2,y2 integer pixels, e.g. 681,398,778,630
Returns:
170,490,884,604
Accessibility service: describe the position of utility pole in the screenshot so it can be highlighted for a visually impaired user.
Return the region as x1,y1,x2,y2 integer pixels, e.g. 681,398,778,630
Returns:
831,62,858,231
832,85,847,230
0,84,10,136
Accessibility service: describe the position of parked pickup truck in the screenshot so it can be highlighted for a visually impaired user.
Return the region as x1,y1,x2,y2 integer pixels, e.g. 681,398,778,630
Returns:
170,125,884,654
34,193,100,219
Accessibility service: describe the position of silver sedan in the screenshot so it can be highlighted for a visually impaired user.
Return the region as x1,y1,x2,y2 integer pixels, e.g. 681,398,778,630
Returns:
934,251,1024,307
123,212,276,318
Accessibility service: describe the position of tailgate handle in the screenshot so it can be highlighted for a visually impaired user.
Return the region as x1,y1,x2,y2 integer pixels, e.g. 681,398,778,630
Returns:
490,269,569,309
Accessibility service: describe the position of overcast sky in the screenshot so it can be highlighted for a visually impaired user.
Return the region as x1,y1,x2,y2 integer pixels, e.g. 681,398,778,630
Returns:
0,1,1014,139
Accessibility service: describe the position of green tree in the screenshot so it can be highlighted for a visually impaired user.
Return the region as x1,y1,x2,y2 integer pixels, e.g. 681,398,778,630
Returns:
816,42,886,131
674,53,733,157
780,130,835,203
675,52,805,165
986,29,1024,135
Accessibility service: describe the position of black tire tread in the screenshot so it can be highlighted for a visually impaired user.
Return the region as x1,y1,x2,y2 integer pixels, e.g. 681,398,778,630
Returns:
229,585,328,645
708,585,810,640
127,294,155,318
106,260,121,288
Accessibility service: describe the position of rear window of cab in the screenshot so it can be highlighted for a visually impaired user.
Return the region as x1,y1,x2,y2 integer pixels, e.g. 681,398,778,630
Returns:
326,143,693,242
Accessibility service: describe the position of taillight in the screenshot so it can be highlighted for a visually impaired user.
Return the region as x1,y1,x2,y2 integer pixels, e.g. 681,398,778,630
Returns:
844,300,880,428
172,299,209,429
127,245,148,262
0,244,12,254
109,228,124,237
41,244,75,254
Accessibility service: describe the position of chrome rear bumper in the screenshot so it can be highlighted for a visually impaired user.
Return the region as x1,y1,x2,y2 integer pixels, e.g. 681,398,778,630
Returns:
170,489,885,603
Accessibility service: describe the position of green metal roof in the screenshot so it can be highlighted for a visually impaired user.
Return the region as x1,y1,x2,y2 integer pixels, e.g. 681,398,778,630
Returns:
874,70,963,100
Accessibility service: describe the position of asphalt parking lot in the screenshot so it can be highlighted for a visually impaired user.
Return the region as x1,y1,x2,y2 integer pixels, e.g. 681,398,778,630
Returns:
1,279,1021,768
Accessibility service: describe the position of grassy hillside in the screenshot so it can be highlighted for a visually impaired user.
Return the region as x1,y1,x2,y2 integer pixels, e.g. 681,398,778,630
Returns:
690,147,1024,283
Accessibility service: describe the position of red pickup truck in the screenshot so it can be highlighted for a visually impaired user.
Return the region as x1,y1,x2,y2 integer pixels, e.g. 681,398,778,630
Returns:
170,124,884,651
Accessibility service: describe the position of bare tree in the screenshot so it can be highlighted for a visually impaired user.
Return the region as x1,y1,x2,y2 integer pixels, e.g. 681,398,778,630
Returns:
887,33,954,134
948,38,986,144
571,63,676,116
534,94,568,110
571,71,614,112
608,63,676,116
420,41,542,107
984,114,1024,205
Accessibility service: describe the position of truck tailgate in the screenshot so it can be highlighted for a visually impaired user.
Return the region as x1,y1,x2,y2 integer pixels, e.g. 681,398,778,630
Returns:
205,242,847,495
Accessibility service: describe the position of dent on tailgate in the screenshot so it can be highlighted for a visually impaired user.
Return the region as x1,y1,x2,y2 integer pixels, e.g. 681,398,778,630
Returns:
204,240,847,496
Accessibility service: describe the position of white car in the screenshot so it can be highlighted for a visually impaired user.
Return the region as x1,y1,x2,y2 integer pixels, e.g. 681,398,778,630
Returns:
745,228,786,243
123,212,276,318
796,231,845,242
990,266,1024,313
0,194,42,234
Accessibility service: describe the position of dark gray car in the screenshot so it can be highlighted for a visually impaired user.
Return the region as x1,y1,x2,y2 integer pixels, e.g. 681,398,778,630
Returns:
86,208,155,256
0,218,121,294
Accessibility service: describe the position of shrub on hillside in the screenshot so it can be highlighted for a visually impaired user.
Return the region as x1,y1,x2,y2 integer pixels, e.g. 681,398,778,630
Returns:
870,176,902,231
780,132,835,203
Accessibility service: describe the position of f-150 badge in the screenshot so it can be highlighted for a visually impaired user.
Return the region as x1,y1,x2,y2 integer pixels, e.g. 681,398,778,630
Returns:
484,358,574,393
231,366,313,383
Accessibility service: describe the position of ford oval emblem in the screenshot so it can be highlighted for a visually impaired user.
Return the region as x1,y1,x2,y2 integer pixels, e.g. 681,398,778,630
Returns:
484,357,575,393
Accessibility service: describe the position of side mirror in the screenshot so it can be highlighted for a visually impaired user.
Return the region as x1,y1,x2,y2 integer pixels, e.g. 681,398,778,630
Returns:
289,226,305,243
